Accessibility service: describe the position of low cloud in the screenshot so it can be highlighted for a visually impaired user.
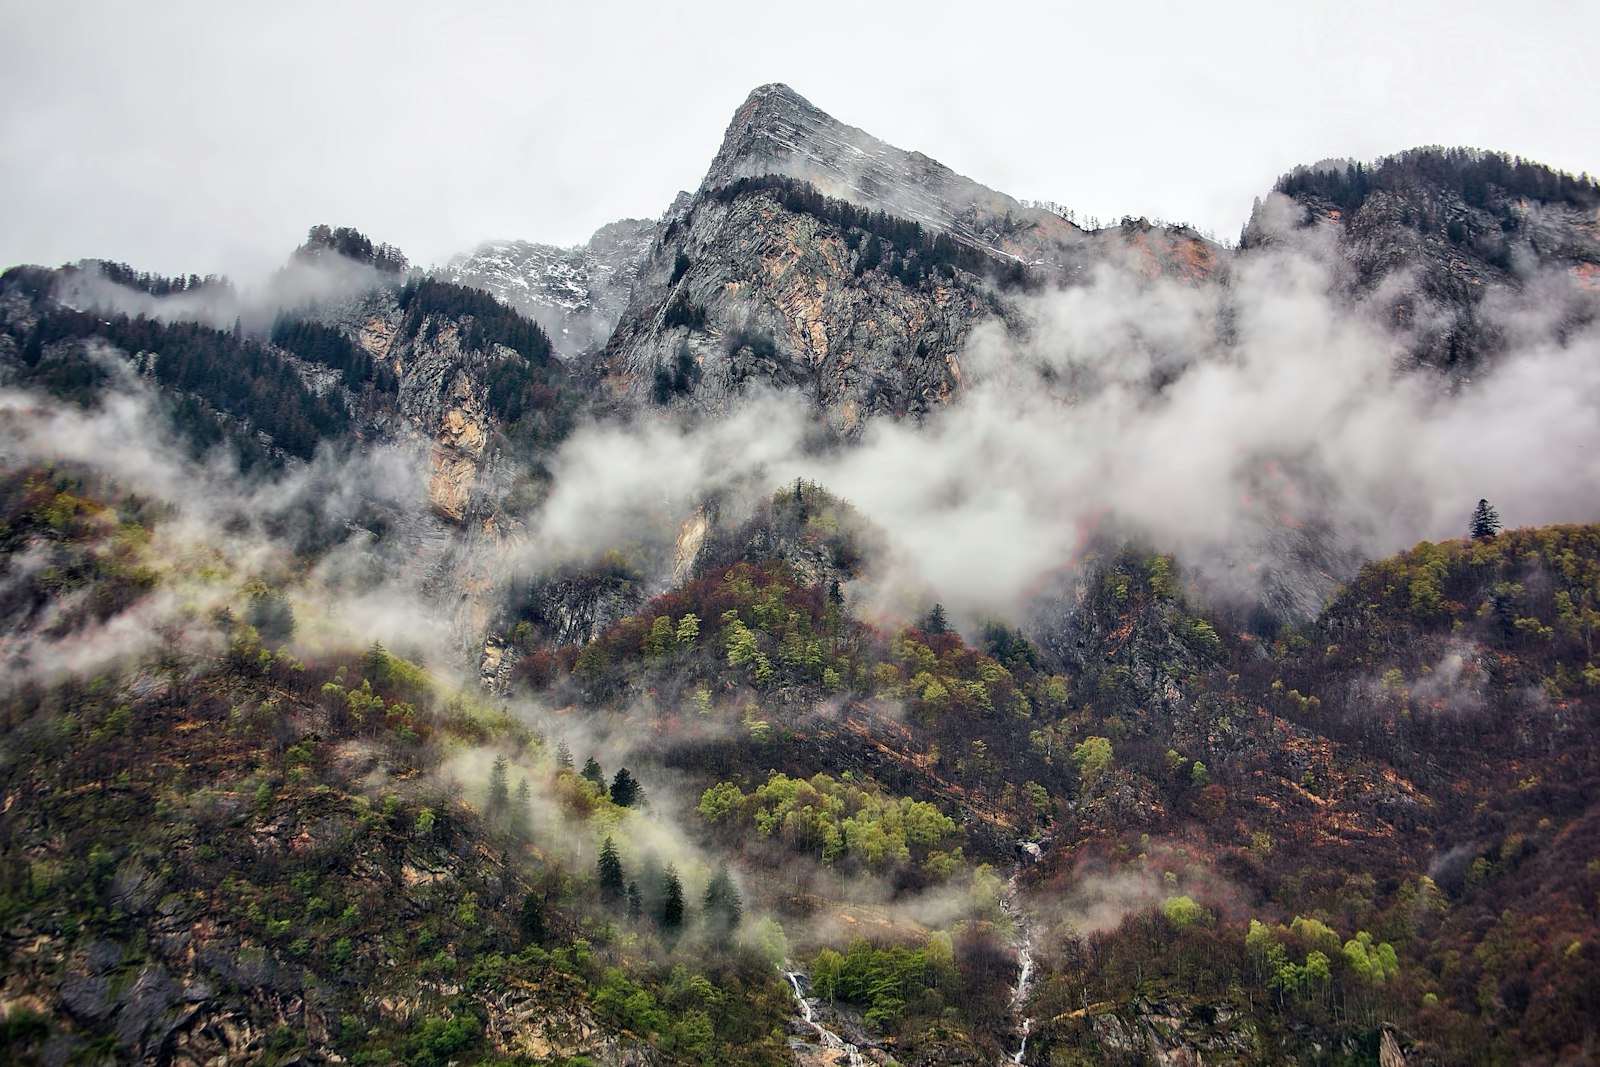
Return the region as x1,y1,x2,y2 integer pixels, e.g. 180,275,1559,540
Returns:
515,215,1600,630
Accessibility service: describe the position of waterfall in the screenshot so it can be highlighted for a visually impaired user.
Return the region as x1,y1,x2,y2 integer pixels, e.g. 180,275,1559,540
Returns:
1004,842,1043,1064
785,968,865,1067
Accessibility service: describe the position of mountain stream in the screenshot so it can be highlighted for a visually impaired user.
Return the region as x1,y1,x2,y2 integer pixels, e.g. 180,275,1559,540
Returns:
784,841,1042,1066
1004,841,1043,1064
785,968,866,1067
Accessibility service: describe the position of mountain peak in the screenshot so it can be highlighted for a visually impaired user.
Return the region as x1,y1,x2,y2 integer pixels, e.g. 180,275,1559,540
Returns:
741,81,811,108
703,83,837,190
700,83,1031,244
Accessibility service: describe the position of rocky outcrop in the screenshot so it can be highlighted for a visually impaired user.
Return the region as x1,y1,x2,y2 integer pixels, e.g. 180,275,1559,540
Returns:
599,187,998,430
510,568,645,648
440,218,658,358
483,984,657,1065
1076,997,1260,1064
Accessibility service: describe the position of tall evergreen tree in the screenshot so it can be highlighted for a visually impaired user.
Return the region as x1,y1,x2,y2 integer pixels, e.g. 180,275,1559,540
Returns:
509,778,531,843
1471,498,1502,540
659,864,685,929
597,836,625,902
487,755,510,818
609,768,641,808
518,891,545,946
580,757,605,789
702,862,742,941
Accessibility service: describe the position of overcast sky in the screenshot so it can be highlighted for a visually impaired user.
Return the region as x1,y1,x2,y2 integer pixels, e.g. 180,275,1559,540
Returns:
2,0,1596,282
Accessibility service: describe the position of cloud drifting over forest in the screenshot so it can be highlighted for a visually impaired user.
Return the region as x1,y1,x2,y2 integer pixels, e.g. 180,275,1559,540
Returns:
523,204,1600,626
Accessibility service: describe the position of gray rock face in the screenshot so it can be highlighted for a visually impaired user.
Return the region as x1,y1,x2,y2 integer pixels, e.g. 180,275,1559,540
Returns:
704,84,1219,280
599,188,998,431
595,85,1220,429
439,218,658,358
705,84,1047,260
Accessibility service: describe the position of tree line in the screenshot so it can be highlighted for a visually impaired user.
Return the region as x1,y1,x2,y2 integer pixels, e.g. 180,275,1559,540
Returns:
709,174,1032,289
5,286,349,466
297,224,409,274
1274,147,1600,218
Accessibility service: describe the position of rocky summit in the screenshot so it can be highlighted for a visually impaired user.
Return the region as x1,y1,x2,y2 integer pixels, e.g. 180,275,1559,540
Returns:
2,84,1599,1067
594,84,1219,430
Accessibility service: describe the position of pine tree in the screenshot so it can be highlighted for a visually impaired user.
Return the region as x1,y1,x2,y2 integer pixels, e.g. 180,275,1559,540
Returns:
487,755,509,818
626,881,643,922
555,741,573,768
702,862,742,941
580,757,605,789
1471,498,1502,540
597,837,625,902
609,768,641,808
659,864,684,929
923,602,949,635
509,778,531,842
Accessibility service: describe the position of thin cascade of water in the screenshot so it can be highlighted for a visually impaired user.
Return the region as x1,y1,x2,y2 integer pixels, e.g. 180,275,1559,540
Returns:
785,969,865,1067
1004,844,1042,1064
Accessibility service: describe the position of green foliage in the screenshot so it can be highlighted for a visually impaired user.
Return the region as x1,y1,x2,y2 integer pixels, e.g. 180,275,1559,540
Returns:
809,936,961,1035
298,224,407,272
701,863,742,940
1471,498,1503,540
397,278,552,362
487,755,509,818
700,772,961,878
405,1012,483,1067
1,1005,49,1048
658,864,684,930
1071,736,1113,793
652,343,701,403
1163,895,1212,928
1341,931,1400,984
0,469,161,630
608,768,641,808
1272,147,1600,221
1186,618,1223,658
674,613,700,650
359,642,433,705
711,174,1034,288
271,315,395,392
